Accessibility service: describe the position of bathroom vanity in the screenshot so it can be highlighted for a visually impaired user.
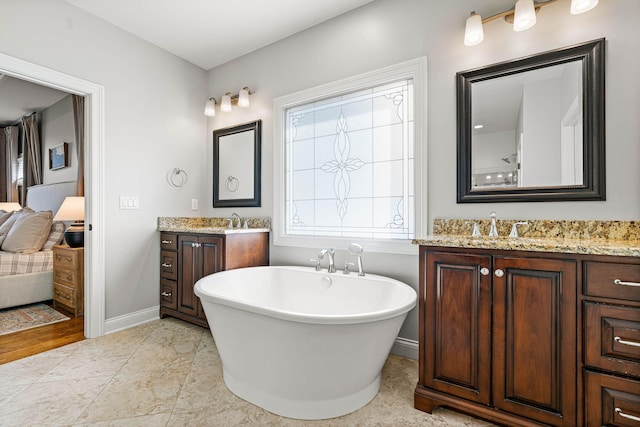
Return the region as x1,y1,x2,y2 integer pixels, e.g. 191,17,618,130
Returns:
157,217,269,328
413,219,640,427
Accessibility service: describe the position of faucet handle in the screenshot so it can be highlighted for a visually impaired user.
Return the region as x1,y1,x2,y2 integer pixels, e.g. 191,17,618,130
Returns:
509,222,529,238
310,258,322,271
471,222,481,237
343,262,355,275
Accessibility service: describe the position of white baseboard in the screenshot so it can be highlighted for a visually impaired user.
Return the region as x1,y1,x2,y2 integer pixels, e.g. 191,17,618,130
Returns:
391,337,418,360
104,305,160,335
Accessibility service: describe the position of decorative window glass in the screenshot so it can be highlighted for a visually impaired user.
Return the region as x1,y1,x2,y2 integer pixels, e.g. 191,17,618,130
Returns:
285,79,414,240
274,57,426,254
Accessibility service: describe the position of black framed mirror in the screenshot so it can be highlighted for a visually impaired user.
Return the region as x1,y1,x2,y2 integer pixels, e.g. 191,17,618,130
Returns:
213,120,262,207
457,39,605,203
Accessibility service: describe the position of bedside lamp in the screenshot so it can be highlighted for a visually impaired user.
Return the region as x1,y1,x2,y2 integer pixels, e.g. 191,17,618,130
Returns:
54,196,85,248
0,202,22,212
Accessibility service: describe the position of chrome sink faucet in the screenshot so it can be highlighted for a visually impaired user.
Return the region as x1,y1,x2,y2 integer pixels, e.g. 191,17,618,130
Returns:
313,248,336,273
229,212,241,228
489,211,499,237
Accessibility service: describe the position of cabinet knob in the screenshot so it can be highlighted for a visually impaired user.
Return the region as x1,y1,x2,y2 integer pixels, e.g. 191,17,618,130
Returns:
161,291,172,297
480,268,490,276
494,269,504,277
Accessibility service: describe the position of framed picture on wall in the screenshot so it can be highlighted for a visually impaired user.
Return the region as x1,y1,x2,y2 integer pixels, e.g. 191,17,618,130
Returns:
49,142,69,170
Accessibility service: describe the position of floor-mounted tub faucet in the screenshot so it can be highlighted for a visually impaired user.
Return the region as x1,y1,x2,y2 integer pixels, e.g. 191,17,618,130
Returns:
489,211,499,237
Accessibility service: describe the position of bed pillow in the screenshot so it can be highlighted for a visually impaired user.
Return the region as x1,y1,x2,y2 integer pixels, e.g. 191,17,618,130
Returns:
0,207,34,235
0,210,13,227
1,210,53,254
41,221,66,251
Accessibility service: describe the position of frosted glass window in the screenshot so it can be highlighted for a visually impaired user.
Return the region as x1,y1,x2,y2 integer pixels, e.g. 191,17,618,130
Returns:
284,79,414,240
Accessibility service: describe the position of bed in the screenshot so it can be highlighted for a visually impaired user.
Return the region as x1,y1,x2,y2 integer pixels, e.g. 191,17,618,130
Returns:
0,181,77,310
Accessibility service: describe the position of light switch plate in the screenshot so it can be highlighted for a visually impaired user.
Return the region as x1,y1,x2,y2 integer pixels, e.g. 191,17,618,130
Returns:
191,199,198,210
119,196,140,210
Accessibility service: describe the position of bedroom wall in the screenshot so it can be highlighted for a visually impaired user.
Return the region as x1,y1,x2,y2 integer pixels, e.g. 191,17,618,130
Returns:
41,95,76,185
204,0,640,344
0,0,208,321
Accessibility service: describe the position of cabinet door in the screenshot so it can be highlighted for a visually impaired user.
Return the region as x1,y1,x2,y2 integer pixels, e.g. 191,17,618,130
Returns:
178,235,200,317
197,236,224,320
492,256,576,426
421,250,492,404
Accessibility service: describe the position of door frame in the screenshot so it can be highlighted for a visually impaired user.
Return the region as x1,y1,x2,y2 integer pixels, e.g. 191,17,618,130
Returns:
0,52,105,338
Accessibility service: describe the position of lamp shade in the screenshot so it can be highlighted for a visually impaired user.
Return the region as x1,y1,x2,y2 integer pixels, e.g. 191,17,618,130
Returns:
221,94,232,112
0,202,22,212
54,197,85,221
513,0,537,31
204,99,216,117
238,87,250,108
54,196,85,248
464,12,484,46
570,0,598,14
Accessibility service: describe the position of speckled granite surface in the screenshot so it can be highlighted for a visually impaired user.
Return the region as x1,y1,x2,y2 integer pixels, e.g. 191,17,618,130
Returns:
413,219,640,257
157,217,270,234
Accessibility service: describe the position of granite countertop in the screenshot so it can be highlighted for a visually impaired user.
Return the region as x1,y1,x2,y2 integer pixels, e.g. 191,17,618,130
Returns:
157,217,271,235
413,219,640,257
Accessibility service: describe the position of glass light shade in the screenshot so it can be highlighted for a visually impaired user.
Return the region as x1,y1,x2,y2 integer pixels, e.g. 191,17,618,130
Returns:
220,94,232,112
204,99,216,117
0,202,22,212
238,88,250,108
54,196,85,221
513,0,537,32
570,0,598,14
464,12,484,46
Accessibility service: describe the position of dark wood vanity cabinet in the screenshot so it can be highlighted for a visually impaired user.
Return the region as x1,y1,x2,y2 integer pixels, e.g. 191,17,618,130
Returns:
415,246,578,426
159,231,269,328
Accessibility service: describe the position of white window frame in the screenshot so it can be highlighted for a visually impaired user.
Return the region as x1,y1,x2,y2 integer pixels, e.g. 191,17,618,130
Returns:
273,57,427,255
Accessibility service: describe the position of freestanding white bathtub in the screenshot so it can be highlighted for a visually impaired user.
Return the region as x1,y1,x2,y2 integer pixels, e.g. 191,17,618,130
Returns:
194,265,416,420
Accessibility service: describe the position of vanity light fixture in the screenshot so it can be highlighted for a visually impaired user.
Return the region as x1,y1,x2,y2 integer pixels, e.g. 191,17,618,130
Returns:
204,87,255,116
464,0,598,46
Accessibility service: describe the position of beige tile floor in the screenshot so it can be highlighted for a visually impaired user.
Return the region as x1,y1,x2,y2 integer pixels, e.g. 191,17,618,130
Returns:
0,318,494,426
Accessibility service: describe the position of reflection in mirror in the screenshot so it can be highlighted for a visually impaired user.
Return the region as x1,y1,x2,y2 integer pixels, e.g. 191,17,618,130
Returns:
472,61,582,189
457,39,605,203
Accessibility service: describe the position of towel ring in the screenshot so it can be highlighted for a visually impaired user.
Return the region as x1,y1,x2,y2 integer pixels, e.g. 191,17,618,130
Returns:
168,168,188,187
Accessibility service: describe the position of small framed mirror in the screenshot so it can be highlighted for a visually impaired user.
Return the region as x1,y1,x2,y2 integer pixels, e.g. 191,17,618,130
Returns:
213,120,262,207
457,39,605,203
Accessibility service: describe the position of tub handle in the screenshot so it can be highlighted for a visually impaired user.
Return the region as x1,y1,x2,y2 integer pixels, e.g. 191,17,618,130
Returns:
343,262,355,275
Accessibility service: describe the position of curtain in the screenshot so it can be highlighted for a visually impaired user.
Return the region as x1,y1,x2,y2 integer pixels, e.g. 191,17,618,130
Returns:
72,95,85,196
21,113,42,203
4,126,19,203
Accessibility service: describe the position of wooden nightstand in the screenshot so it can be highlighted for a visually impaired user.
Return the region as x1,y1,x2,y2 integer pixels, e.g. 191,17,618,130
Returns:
52,245,84,317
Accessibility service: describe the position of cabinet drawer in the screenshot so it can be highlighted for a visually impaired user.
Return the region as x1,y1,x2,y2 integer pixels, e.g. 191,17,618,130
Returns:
160,279,177,310
54,268,79,288
585,370,640,426
160,233,178,251
54,250,79,269
585,302,640,377
53,283,76,308
160,251,177,280
585,261,640,302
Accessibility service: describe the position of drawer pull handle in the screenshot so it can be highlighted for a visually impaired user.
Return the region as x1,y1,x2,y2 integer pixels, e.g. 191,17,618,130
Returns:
161,240,173,244
616,408,640,422
614,336,640,348
161,291,172,297
614,279,640,287
161,263,172,268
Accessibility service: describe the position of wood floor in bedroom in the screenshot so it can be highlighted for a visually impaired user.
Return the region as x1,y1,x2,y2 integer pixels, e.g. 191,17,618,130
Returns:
0,305,84,365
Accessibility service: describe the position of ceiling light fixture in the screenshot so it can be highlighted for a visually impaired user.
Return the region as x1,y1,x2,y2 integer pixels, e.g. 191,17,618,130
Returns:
464,0,598,46
204,87,255,116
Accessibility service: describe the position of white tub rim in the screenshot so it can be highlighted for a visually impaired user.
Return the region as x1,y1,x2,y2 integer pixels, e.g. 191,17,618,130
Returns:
194,265,416,325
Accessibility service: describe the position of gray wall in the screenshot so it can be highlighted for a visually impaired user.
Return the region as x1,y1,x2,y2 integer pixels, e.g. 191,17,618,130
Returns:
204,0,640,342
41,95,76,185
0,0,208,320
